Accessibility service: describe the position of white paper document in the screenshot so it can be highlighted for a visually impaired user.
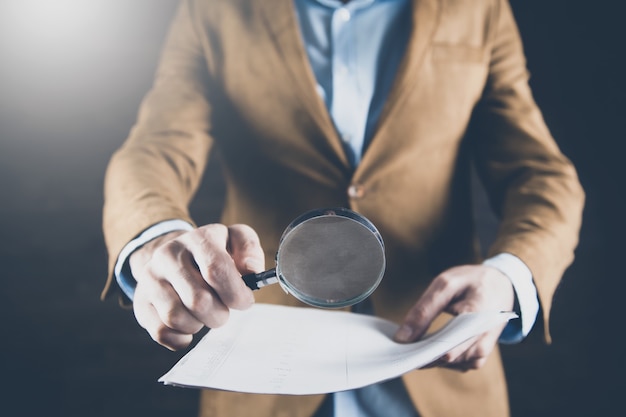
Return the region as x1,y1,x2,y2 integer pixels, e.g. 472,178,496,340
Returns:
159,303,516,395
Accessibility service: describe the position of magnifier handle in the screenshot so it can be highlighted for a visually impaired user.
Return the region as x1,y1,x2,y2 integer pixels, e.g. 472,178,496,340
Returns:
242,268,278,290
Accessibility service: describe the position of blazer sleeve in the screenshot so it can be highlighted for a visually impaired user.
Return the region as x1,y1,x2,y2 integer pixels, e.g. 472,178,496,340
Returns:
101,0,214,301
471,0,585,340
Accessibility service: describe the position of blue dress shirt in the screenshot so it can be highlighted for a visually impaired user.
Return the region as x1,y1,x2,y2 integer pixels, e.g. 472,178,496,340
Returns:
294,0,412,167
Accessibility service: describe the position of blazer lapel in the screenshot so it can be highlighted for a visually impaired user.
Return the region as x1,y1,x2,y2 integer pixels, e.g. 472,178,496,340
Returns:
358,0,441,171
257,0,351,171
255,0,441,175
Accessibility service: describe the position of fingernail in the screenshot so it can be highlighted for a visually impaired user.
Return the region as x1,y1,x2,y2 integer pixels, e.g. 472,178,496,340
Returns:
395,325,414,343
244,257,264,272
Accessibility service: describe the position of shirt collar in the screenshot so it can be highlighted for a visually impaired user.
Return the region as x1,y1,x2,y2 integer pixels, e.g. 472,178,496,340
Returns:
305,0,378,11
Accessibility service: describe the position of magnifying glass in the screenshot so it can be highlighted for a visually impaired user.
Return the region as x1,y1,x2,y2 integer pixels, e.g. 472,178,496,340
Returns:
241,207,385,308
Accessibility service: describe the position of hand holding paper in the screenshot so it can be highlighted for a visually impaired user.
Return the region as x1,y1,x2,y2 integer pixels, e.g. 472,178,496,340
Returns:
159,304,516,395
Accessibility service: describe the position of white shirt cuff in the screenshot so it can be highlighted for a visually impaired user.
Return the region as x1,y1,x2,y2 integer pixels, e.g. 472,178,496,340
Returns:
114,219,194,300
483,253,539,343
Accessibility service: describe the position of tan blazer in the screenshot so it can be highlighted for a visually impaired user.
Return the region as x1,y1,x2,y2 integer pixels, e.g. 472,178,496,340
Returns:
102,0,584,416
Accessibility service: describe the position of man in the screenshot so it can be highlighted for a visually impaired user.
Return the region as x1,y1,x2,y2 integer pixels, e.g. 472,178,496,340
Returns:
101,0,584,416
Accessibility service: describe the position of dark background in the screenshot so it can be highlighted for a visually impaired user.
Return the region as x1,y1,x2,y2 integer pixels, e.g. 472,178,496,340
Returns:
0,1,623,416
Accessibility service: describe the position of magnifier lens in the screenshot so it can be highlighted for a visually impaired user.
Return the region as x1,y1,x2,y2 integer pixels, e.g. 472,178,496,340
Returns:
241,208,385,308
275,209,385,308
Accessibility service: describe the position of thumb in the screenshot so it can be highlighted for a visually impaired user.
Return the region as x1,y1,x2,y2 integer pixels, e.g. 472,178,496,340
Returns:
227,224,265,273
394,272,461,343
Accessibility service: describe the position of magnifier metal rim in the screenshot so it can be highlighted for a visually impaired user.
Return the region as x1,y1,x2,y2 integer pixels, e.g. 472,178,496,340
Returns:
275,207,386,309
278,207,384,248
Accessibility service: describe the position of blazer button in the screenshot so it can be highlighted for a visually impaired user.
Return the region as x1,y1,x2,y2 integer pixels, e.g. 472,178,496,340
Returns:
347,184,365,199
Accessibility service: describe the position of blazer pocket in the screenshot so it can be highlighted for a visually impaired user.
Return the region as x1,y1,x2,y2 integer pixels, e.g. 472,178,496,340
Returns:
431,44,486,63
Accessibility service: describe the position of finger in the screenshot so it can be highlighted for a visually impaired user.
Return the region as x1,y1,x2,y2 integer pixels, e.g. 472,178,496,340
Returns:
394,272,466,343
165,251,231,329
133,286,195,351
227,224,265,273
438,327,501,372
448,326,503,370
139,275,206,335
419,336,480,372
185,224,255,310
148,233,233,328
437,355,484,372
436,335,479,366
420,357,453,370
436,358,479,373
138,305,194,351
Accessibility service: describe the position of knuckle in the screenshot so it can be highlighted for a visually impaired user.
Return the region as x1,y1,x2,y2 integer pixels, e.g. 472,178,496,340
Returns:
161,305,186,330
153,329,189,351
240,236,260,253
206,258,233,285
439,353,453,363
408,304,429,324
198,224,229,244
208,309,230,329
187,290,210,314
156,238,185,256
151,241,187,271
229,224,261,249
435,273,454,290
230,223,255,236
151,323,175,344
468,358,486,370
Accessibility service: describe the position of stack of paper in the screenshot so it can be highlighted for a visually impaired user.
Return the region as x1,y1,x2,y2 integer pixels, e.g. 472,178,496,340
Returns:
159,303,516,395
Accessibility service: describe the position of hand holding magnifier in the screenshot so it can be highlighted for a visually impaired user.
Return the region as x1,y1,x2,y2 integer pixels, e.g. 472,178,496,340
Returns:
242,208,385,308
